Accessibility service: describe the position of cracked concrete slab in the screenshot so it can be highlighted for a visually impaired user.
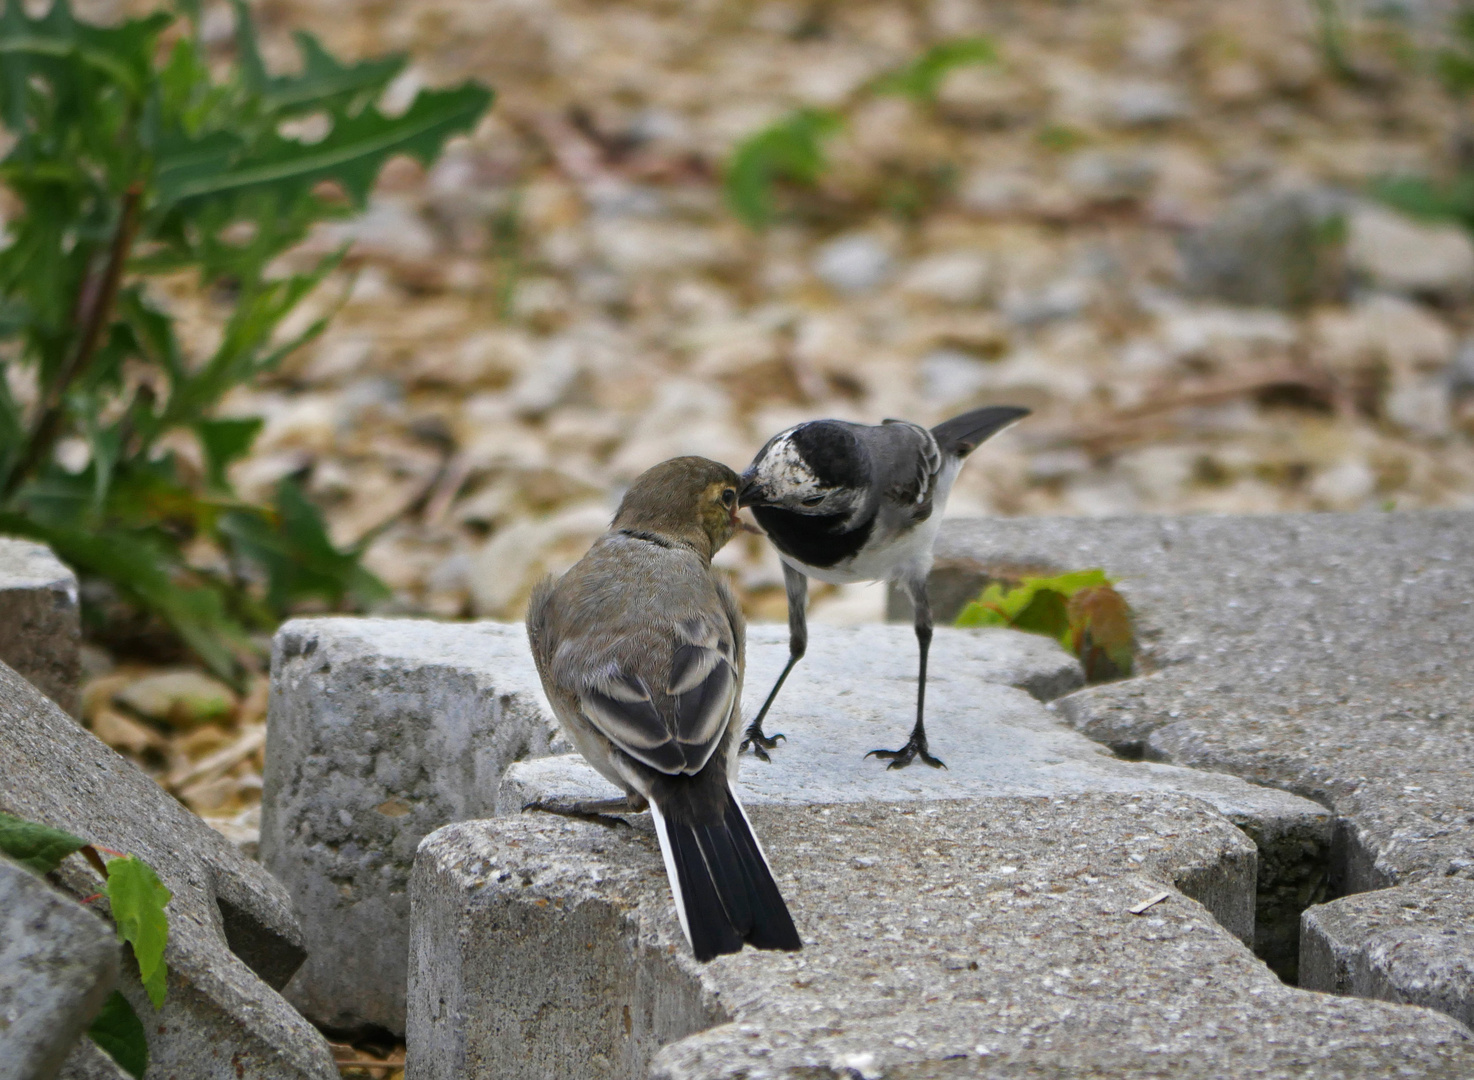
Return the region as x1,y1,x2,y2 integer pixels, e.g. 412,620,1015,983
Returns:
406,797,1474,1080
0,660,335,1080
0,537,79,716
1301,877,1474,1033
503,622,1331,969
928,510,1474,1021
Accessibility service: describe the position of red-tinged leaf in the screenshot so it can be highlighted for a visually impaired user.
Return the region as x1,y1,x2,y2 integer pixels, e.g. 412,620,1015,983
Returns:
1069,585,1135,681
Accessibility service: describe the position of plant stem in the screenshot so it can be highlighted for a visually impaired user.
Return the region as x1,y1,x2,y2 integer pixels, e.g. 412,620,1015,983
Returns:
1,184,143,501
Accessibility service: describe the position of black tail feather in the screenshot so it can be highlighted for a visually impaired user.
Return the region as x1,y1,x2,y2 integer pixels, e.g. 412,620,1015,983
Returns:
652,789,802,962
931,405,1030,458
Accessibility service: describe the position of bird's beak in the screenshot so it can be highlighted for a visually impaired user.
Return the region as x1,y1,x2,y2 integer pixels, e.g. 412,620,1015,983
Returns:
737,472,766,508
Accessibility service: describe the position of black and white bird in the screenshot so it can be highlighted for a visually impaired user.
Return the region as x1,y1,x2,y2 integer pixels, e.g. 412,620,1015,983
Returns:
527,456,802,962
737,405,1029,769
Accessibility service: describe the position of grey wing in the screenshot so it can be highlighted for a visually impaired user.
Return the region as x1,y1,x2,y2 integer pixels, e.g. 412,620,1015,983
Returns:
566,613,740,776
876,419,942,523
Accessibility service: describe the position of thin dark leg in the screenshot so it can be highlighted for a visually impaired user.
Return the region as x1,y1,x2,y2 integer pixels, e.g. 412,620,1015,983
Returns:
866,575,945,769
742,563,808,761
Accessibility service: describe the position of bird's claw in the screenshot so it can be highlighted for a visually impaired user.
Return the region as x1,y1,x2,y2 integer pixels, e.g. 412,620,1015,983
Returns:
740,724,785,761
865,741,946,770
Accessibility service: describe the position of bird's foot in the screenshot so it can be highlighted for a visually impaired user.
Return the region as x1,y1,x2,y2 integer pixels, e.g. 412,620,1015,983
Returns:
865,738,946,770
740,723,785,762
523,796,645,827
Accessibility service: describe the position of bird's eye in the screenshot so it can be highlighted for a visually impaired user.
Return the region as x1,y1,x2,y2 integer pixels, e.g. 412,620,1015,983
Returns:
721,488,736,508
801,494,825,507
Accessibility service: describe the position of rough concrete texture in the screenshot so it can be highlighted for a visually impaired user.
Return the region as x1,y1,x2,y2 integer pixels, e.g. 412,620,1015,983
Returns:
0,661,336,1080
0,537,79,716
931,511,1474,891
261,617,568,1036
56,1037,131,1080
503,622,1332,969
1301,878,1474,1033
0,859,118,1080
407,798,1474,1080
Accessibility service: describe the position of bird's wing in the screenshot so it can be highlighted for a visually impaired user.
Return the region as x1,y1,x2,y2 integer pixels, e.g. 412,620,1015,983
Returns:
565,610,740,777
875,419,942,523
930,405,1029,459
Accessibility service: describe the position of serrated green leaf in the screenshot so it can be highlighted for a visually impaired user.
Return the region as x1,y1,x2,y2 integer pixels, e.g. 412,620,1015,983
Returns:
869,37,996,102
0,811,87,874
157,82,493,210
104,855,171,1009
219,477,390,616
87,990,148,1080
197,417,263,491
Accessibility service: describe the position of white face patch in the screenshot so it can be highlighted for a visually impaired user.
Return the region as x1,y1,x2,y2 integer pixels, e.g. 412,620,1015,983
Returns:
756,432,827,501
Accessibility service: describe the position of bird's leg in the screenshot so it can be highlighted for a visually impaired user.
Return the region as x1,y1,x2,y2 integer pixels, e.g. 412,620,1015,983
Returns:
742,564,807,761
866,576,946,770
524,794,648,827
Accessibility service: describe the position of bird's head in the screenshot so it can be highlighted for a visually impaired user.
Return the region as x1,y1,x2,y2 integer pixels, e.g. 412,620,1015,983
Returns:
613,456,742,559
739,421,871,518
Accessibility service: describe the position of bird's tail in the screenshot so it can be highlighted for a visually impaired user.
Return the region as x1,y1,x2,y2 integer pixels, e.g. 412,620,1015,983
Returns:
931,405,1030,458
648,786,802,962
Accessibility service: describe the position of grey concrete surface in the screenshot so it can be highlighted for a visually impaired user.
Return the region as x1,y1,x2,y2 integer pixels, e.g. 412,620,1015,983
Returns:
0,537,79,716
931,509,1474,1021
261,617,567,1036
0,860,118,1080
56,1037,131,1080
1301,878,1474,1033
504,622,1332,968
931,510,1474,890
0,660,335,1080
407,798,1474,1080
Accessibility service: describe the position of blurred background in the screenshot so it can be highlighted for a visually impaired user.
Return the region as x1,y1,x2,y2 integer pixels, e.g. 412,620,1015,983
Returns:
23,0,1474,892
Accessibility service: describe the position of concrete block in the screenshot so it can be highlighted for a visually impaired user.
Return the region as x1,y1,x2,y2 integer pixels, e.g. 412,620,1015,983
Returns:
0,537,79,716
1301,878,1474,1033
0,660,335,1080
931,510,1474,894
0,860,119,1080
260,618,567,1036
406,797,1474,1080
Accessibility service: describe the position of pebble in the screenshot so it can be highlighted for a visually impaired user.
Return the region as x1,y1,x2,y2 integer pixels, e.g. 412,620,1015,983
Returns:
1345,203,1474,299
115,671,239,730
813,233,895,294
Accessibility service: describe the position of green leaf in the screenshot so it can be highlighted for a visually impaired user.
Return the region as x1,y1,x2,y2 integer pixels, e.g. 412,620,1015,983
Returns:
0,811,86,874
197,417,263,491
724,108,844,229
1010,587,1070,642
104,855,171,1009
219,478,390,616
87,990,148,1080
157,82,493,211
869,37,996,102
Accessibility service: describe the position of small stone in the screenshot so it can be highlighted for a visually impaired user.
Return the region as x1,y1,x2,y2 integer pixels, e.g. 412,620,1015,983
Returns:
1063,150,1158,204
1108,80,1191,125
88,707,168,756
115,670,238,730
1385,376,1452,438
1346,203,1474,299
898,251,993,305
919,348,992,405
1179,189,1345,308
812,233,894,294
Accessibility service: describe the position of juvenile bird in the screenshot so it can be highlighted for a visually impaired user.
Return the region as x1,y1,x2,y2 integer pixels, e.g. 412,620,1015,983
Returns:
738,405,1029,769
527,456,802,962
